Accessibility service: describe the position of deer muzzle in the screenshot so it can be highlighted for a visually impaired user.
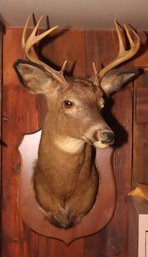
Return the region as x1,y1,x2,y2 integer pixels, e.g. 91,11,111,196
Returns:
93,130,114,149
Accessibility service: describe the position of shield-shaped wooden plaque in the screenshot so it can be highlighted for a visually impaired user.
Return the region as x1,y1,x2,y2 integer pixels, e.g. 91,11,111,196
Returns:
18,130,116,244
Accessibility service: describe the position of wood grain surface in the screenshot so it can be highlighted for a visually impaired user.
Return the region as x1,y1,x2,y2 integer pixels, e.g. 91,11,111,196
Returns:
2,27,148,257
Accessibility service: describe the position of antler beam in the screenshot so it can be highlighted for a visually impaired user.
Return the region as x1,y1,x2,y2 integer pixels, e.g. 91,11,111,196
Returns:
22,14,68,85
93,20,141,83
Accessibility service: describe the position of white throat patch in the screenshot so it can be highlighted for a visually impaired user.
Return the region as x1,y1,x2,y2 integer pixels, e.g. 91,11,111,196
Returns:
55,137,85,154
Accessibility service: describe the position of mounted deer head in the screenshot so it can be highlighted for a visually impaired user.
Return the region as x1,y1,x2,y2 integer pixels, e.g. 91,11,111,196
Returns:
14,15,141,229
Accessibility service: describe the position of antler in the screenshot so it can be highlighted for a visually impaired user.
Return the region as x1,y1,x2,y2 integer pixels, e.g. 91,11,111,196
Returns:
22,14,68,84
93,20,141,83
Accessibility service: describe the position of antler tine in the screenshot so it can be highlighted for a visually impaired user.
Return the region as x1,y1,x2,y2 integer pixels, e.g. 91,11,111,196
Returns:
22,14,68,84
23,15,59,63
124,24,134,47
92,62,99,85
60,60,68,73
22,14,43,50
22,13,32,50
114,19,125,55
97,20,141,81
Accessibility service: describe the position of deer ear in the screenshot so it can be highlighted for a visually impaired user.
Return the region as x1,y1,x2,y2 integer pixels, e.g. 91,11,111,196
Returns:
100,68,142,95
14,60,57,94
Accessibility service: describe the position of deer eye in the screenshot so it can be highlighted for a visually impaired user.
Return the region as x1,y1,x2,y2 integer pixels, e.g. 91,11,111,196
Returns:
64,100,74,109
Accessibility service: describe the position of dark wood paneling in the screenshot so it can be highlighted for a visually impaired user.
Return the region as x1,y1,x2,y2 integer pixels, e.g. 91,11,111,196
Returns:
84,30,134,257
41,28,86,77
128,198,139,257
2,27,148,257
136,87,148,123
0,20,5,34
0,30,2,189
3,28,34,86
84,30,118,77
2,28,86,257
2,85,39,242
133,72,148,186
1,22,5,257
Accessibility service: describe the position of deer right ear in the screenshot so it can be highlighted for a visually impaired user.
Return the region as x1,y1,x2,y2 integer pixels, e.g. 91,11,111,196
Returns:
14,60,57,94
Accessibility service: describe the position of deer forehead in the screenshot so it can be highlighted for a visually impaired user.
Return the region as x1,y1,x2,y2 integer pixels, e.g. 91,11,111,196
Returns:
62,79,103,101
46,83,104,115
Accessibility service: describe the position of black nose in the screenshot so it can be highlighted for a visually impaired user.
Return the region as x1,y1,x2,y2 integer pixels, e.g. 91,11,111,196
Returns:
101,130,114,144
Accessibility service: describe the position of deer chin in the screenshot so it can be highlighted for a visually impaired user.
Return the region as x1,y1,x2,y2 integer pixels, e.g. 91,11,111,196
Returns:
93,141,110,149
54,136,85,154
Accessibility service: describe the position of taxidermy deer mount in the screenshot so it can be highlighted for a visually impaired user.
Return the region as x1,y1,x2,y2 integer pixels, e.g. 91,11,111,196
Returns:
14,14,142,229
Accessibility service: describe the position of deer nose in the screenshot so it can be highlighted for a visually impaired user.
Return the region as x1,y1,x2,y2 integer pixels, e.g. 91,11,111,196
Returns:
101,130,114,144
95,130,114,145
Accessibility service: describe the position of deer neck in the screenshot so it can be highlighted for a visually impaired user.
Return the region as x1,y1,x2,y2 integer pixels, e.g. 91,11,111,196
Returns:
38,111,93,174
40,113,85,154
38,126,91,172
40,129,86,157
38,135,84,184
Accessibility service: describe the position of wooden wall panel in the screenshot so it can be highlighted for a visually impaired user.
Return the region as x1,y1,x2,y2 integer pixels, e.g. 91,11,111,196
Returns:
0,27,3,257
41,28,86,77
84,30,134,257
131,31,148,186
0,29,3,205
1,20,5,257
84,30,118,77
136,87,148,123
2,27,148,257
133,72,148,186
2,28,86,257
3,28,24,86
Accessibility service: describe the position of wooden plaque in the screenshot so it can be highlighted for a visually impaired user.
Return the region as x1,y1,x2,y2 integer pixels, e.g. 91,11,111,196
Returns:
18,130,117,244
